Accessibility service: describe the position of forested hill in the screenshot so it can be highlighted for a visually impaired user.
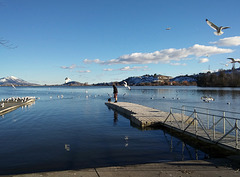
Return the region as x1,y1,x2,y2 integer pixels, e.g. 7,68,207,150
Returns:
196,68,240,87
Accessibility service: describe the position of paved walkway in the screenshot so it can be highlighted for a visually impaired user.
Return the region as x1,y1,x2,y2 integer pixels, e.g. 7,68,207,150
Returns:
7,157,240,177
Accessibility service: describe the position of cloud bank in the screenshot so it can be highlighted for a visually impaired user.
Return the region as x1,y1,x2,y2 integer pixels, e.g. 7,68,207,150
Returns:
104,66,148,71
84,44,233,65
77,70,91,73
210,36,240,46
60,64,77,69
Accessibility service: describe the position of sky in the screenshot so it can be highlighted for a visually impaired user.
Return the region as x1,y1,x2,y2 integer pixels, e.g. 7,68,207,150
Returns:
0,0,240,85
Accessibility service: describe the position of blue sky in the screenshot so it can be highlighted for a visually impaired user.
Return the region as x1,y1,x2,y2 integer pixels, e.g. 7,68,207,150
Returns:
0,0,240,85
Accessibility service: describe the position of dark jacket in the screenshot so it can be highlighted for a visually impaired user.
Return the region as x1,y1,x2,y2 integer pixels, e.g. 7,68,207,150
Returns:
113,85,118,94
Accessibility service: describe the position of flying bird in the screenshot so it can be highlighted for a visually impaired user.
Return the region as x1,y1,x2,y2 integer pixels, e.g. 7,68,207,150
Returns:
123,81,131,90
206,19,230,36
220,63,229,67
165,27,171,30
227,58,240,63
11,84,16,89
65,77,71,83
227,58,240,69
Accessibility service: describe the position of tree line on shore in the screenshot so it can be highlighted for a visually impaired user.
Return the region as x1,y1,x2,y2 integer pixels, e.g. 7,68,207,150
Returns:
196,69,240,87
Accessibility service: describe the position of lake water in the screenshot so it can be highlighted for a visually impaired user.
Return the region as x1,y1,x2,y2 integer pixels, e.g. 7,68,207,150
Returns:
0,86,240,174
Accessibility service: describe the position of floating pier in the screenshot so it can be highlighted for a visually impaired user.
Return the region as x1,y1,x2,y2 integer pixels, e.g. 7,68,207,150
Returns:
105,102,190,128
105,102,240,153
0,97,36,116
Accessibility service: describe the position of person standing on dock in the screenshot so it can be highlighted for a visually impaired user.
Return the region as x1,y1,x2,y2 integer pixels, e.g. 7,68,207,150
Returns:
113,84,118,103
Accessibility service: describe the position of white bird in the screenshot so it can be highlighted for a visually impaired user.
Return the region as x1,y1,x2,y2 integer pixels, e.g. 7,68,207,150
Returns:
206,19,230,36
227,58,240,69
166,27,171,30
201,96,215,103
227,58,240,63
65,144,70,151
11,84,16,89
65,77,71,83
123,81,131,90
220,63,229,67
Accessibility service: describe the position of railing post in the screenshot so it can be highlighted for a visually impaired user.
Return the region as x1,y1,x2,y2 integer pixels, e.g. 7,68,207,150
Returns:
236,120,238,149
223,111,226,135
213,115,215,140
194,109,198,135
207,109,209,129
181,106,185,130
181,142,185,161
170,108,173,125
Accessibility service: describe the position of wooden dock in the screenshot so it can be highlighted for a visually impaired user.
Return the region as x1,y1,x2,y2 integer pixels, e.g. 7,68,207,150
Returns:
105,102,240,154
105,102,190,128
0,97,36,116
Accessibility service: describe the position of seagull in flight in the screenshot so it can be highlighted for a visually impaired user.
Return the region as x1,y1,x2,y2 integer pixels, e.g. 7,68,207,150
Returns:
206,19,230,36
123,81,131,90
227,58,240,63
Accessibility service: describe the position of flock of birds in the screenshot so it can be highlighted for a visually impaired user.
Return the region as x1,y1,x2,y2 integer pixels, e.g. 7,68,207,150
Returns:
0,96,36,108
204,19,240,68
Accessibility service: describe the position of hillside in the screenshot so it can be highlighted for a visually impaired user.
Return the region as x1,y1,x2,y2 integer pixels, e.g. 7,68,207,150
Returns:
0,76,38,86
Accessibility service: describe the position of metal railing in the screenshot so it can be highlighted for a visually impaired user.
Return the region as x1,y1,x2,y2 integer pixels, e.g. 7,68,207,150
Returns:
164,105,240,149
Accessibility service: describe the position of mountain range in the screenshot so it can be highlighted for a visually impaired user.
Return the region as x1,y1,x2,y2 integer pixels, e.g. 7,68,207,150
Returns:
0,76,38,86
2,68,238,86
0,74,197,86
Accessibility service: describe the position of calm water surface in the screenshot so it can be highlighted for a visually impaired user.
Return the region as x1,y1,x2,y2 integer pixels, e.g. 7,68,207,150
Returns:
0,86,240,174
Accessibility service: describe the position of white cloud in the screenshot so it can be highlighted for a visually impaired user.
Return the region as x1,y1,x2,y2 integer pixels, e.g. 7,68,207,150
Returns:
104,66,148,71
210,36,240,46
61,64,77,69
103,68,113,71
199,58,209,63
170,63,187,66
77,70,91,73
84,44,233,65
120,66,131,71
120,66,148,71
83,59,103,64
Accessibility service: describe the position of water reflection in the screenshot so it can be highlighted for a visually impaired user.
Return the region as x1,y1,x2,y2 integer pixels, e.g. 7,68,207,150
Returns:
163,132,202,161
113,110,118,125
111,109,207,161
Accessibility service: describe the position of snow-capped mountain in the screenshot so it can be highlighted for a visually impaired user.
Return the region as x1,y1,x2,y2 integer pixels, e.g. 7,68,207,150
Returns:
0,76,37,86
